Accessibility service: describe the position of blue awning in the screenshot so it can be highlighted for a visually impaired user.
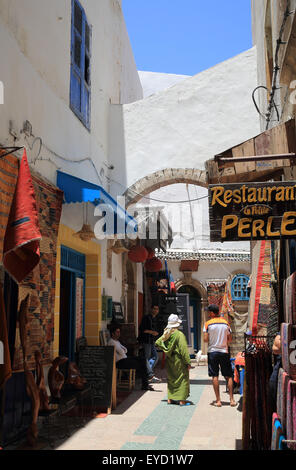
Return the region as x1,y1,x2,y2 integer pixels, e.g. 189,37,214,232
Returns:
57,171,137,236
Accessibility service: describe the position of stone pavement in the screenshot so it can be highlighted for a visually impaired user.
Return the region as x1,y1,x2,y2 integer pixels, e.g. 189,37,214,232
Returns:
56,364,242,451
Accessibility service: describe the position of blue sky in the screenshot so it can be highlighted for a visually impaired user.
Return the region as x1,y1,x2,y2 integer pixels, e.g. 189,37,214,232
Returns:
122,1,253,76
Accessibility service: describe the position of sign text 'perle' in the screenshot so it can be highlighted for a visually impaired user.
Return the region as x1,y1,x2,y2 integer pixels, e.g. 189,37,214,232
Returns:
209,182,296,241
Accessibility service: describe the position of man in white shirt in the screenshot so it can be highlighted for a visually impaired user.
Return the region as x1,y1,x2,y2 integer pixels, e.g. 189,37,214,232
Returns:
203,304,236,407
108,325,153,391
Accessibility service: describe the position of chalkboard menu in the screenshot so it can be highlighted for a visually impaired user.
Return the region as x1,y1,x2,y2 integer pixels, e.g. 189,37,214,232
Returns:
165,294,191,346
78,346,116,413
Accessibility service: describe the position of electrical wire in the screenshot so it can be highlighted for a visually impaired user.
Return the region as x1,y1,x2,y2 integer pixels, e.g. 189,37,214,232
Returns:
265,2,295,130
252,86,269,119
106,175,210,204
24,134,104,185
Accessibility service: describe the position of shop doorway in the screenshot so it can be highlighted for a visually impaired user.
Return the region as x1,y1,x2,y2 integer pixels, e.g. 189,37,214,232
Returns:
59,246,85,362
178,285,201,352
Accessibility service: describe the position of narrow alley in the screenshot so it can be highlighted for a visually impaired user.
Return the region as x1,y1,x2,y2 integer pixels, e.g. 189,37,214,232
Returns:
55,365,242,451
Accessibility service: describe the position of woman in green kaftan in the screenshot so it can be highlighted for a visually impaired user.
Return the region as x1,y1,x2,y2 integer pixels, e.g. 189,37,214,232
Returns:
155,314,192,405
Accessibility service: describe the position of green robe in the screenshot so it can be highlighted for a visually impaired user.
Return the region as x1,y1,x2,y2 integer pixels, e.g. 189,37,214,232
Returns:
155,329,191,401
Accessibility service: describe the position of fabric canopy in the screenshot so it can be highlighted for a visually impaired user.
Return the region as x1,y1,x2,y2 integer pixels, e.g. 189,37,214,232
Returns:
56,171,137,236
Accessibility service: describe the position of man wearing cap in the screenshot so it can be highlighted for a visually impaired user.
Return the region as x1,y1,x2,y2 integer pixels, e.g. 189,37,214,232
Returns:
203,304,236,407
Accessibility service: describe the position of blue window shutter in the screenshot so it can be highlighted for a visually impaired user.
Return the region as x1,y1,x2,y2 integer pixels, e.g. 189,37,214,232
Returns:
70,0,91,129
231,274,250,300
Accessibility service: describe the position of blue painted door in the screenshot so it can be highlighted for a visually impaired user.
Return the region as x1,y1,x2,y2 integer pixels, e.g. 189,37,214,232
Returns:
60,246,85,362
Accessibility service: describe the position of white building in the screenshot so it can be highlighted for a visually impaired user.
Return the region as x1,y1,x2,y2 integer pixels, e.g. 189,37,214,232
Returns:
0,0,143,361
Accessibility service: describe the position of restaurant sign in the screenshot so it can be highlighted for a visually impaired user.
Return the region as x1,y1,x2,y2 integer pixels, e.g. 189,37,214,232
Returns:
209,182,296,241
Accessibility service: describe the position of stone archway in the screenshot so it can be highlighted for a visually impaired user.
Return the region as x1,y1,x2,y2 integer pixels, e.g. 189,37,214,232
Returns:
175,275,208,354
124,168,207,206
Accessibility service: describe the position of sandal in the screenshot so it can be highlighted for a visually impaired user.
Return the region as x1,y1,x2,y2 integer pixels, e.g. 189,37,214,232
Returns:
211,401,222,407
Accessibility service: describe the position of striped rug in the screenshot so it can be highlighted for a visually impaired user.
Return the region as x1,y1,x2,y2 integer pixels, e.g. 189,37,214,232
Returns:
0,150,18,261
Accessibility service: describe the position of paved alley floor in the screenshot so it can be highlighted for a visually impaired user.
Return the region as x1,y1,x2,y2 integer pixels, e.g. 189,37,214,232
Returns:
56,365,242,451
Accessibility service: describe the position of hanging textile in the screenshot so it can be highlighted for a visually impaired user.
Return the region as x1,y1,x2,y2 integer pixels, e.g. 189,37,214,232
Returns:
0,284,12,388
281,323,296,380
243,338,273,450
3,149,41,283
0,150,19,260
206,282,225,311
284,272,296,324
220,280,234,322
286,379,296,450
12,171,63,371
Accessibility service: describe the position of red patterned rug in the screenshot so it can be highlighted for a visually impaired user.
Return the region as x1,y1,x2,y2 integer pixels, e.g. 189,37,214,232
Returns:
13,172,63,371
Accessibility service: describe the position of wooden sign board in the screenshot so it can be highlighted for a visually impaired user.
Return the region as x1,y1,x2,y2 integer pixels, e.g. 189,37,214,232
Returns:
78,345,116,414
209,181,296,242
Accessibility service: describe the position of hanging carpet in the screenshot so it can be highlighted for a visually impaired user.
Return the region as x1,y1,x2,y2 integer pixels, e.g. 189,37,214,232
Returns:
12,172,63,371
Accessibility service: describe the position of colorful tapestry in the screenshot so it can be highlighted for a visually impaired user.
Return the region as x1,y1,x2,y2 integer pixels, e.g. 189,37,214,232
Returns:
0,150,19,261
220,280,234,322
206,282,225,312
286,379,296,450
281,323,296,380
12,172,63,371
3,150,41,283
250,240,278,336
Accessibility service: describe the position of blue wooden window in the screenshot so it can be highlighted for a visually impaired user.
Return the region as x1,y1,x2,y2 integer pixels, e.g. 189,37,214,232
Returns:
70,0,91,129
231,274,250,300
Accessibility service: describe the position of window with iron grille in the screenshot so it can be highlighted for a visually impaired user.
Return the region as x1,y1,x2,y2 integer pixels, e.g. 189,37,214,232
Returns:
231,274,250,300
70,0,91,129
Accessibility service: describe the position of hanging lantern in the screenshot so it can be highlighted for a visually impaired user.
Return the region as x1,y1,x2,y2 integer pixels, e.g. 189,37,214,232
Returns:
73,202,95,241
146,247,155,260
73,224,95,241
128,245,148,263
145,257,162,272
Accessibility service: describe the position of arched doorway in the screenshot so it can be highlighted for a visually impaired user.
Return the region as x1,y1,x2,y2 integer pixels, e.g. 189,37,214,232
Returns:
124,168,207,207
178,285,201,353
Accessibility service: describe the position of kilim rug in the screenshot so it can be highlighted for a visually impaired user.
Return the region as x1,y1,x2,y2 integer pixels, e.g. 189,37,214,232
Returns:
257,240,272,332
12,172,63,371
0,150,18,261
206,282,225,312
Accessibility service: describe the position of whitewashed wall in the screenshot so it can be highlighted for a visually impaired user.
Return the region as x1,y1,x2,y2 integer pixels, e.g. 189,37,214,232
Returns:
166,260,250,289
0,0,142,192
122,47,261,189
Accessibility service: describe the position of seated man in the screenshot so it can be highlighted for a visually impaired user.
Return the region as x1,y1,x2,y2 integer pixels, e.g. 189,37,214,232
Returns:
108,324,153,391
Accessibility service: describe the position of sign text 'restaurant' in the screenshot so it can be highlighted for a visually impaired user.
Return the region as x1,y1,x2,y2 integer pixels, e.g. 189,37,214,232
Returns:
209,182,296,242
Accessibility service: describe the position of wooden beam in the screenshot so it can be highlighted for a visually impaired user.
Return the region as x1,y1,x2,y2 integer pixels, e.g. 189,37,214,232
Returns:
215,153,296,163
